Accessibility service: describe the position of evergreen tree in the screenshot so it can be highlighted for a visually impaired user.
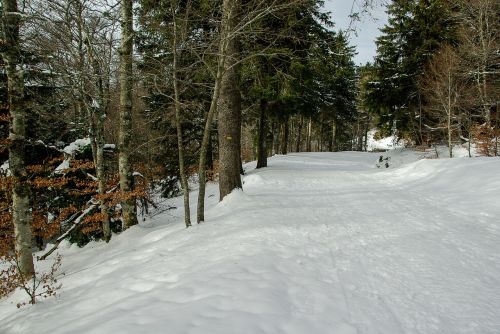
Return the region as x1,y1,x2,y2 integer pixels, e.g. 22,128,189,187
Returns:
366,0,456,143
136,0,218,199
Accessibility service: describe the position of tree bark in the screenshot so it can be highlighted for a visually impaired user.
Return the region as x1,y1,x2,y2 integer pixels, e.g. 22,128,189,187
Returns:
2,0,35,276
119,0,139,230
256,99,268,168
217,0,242,201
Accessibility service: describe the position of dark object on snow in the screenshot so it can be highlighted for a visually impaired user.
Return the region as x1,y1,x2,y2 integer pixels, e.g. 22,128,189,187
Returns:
376,156,391,168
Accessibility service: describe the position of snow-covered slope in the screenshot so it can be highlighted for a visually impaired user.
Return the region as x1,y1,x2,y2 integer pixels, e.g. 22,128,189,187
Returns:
1,152,499,334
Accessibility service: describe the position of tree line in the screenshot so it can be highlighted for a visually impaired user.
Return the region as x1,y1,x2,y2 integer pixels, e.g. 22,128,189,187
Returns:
1,0,497,291
1,0,361,280
362,0,498,157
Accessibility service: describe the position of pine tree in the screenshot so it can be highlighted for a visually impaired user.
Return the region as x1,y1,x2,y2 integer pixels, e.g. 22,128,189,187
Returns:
367,0,456,143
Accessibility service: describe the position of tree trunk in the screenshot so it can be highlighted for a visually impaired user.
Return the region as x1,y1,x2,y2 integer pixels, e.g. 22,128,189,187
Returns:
296,115,303,152
306,117,312,152
206,128,214,171
85,38,111,241
272,122,279,155
256,99,268,168
417,92,424,146
217,0,242,201
477,5,491,128
447,108,453,158
95,133,111,240
196,66,223,223
357,116,364,151
495,102,499,157
468,130,472,158
331,119,337,152
197,0,233,222
119,0,138,230
239,123,244,175
447,71,453,159
448,111,453,158
172,16,191,228
363,115,370,151
328,122,333,152
2,0,35,276
319,115,324,152
281,116,289,155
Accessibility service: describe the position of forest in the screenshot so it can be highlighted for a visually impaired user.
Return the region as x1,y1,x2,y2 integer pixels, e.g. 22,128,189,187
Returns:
0,0,499,330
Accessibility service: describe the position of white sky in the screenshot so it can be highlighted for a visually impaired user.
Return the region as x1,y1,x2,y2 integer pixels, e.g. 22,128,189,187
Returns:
323,0,388,65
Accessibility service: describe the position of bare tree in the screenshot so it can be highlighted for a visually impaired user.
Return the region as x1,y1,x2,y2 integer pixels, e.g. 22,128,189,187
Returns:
28,0,120,239
1,0,35,276
81,6,117,241
456,0,499,127
119,0,138,230
196,1,233,223
419,45,465,158
171,0,192,228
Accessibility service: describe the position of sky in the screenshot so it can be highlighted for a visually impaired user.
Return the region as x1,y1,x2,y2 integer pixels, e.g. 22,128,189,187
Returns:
323,0,388,65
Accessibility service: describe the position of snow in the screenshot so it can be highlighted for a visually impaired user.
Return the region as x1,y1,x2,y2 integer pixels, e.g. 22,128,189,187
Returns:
0,160,10,176
1,152,500,334
47,212,55,224
366,130,406,151
54,159,70,174
57,138,92,174
91,99,100,109
62,138,91,156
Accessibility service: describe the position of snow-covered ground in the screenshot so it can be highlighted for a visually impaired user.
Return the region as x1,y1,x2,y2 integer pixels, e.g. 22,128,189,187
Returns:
366,130,406,151
365,130,479,159
1,151,500,334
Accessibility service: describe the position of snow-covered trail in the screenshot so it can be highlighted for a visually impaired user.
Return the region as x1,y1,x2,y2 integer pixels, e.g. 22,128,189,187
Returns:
221,152,500,334
1,152,500,334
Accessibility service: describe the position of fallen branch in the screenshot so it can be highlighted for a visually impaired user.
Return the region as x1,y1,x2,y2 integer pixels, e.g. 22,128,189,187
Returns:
38,181,144,260
39,204,98,260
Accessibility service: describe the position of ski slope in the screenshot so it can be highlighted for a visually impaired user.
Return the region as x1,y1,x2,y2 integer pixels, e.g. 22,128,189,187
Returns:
1,152,500,334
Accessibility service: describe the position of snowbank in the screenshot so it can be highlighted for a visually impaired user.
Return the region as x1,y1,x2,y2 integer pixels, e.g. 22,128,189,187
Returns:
62,138,91,156
366,130,405,151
